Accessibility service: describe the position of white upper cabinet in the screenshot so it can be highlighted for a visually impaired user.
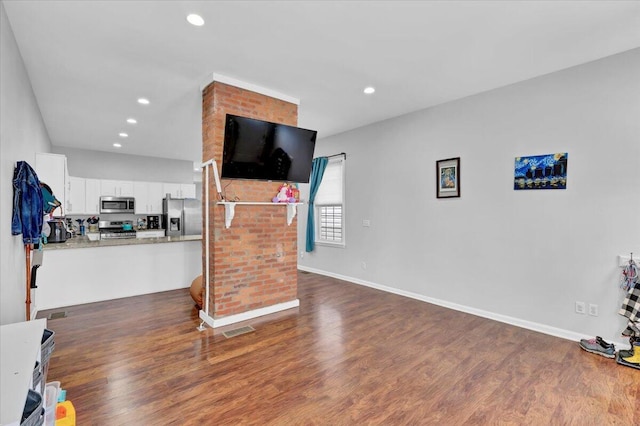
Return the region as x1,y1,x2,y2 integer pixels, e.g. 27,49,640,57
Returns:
67,177,100,214
67,176,86,214
133,181,149,214
101,180,134,197
64,175,195,216
163,183,196,199
181,184,196,199
148,182,164,213
134,181,164,214
85,179,101,214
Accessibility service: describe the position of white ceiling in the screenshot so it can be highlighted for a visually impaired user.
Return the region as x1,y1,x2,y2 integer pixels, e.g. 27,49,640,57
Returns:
4,1,640,163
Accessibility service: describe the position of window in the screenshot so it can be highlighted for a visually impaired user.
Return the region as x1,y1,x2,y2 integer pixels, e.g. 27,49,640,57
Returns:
315,157,345,247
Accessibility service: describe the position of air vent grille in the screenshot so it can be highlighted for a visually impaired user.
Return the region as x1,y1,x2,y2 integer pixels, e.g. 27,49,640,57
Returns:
223,325,255,338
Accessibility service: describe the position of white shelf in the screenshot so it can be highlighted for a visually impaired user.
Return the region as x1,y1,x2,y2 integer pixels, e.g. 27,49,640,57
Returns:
217,202,302,228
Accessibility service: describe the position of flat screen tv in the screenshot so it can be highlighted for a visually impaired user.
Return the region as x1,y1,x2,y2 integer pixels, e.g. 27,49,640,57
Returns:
221,114,317,183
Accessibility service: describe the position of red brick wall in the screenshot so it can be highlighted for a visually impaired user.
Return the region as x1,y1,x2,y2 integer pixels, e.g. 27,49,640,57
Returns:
202,82,299,318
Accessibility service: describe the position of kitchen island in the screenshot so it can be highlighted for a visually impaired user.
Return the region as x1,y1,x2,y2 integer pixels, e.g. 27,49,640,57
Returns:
36,235,202,311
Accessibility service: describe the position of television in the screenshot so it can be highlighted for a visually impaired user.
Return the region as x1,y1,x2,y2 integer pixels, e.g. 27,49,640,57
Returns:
221,114,317,183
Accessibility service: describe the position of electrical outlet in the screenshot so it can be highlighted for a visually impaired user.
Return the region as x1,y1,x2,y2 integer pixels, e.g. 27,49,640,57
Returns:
361,261,367,270
300,251,304,259
589,304,598,316
362,219,371,227
575,301,586,314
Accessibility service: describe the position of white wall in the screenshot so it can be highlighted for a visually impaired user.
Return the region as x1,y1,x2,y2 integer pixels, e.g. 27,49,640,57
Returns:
0,3,53,325
53,146,198,184
298,48,640,344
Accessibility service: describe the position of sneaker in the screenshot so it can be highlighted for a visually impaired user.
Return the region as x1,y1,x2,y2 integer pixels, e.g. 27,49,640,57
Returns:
579,338,615,358
595,336,614,349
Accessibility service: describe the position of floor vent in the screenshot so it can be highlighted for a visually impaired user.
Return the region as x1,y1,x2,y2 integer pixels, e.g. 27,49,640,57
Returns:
223,325,255,339
48,311,67,320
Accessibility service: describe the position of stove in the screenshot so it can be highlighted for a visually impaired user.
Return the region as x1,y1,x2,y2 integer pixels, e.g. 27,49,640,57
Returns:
99,220,137,240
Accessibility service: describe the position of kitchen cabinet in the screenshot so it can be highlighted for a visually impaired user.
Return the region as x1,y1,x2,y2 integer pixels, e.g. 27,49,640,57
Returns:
182,184,196,198
35,153,68,215
134,181,163,214
85,178,101,214
67,177,100,214
163,182,196,199
148,182,164,213
101,179,134,197
136,230,165,239
38,241,202,310
67,176,85,214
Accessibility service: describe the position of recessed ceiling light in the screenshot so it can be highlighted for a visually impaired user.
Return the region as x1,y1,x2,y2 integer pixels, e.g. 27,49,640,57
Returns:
113,143,122,148
137,98,150,105
126,118,137,124
119,133,128,138
364,86,375,95
187,14,205,26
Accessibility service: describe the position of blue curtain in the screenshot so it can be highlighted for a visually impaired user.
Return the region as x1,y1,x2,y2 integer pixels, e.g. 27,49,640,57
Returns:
305,157,328,252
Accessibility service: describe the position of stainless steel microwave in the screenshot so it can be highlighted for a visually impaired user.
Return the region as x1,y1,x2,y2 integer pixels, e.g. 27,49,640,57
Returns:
100,196,135,214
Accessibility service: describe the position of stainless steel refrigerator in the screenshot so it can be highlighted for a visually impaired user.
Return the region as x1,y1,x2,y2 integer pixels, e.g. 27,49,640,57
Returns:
162,195,202,237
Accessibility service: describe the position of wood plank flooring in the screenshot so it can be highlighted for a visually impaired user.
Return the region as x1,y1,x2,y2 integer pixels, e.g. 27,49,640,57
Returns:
38,272,639,425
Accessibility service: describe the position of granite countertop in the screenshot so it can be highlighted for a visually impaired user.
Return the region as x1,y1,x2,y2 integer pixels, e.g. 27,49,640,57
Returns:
43,234,202,250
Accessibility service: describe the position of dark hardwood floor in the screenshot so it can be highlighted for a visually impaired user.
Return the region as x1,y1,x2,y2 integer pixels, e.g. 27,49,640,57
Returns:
38,272,639,425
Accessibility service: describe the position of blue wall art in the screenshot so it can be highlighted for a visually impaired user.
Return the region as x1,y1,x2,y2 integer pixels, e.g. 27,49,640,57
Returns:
514,153,568,190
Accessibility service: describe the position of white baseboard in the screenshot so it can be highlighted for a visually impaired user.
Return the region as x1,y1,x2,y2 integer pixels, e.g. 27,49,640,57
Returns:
297,265,629,348
199,299,300,329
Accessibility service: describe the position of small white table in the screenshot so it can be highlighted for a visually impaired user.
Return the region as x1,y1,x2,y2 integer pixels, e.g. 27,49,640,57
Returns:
0,319,46,426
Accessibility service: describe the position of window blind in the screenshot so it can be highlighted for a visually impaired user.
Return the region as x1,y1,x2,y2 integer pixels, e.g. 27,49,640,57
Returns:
314,158,343,205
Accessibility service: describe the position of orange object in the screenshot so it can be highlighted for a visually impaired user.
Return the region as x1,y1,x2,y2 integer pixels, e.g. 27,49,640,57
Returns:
25,244,31,320
55,401,76,426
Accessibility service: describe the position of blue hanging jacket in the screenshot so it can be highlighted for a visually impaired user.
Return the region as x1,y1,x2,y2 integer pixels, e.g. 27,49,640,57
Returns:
12,161,44,245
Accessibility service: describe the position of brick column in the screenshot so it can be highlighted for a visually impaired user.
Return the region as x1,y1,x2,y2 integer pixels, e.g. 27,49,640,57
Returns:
202,82,299,319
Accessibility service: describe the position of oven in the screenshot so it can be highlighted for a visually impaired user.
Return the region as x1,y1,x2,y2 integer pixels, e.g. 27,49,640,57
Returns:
98,220,137,240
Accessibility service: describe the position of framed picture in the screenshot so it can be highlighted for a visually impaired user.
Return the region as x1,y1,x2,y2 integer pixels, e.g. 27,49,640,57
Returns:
514,153,567,190
436,157,460,198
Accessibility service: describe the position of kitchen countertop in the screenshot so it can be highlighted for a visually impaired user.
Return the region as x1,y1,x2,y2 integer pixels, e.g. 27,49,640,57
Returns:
43,234,202,250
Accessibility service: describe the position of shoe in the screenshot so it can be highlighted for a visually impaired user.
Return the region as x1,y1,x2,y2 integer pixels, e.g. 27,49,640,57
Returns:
579,338,615,358
616,351,640,370
619,349,634,358
595,336,614,349
622,343,640,364
619,336,639,358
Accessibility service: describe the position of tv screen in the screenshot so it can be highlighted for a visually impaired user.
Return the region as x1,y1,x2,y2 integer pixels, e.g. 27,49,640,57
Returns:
221,114,317,183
